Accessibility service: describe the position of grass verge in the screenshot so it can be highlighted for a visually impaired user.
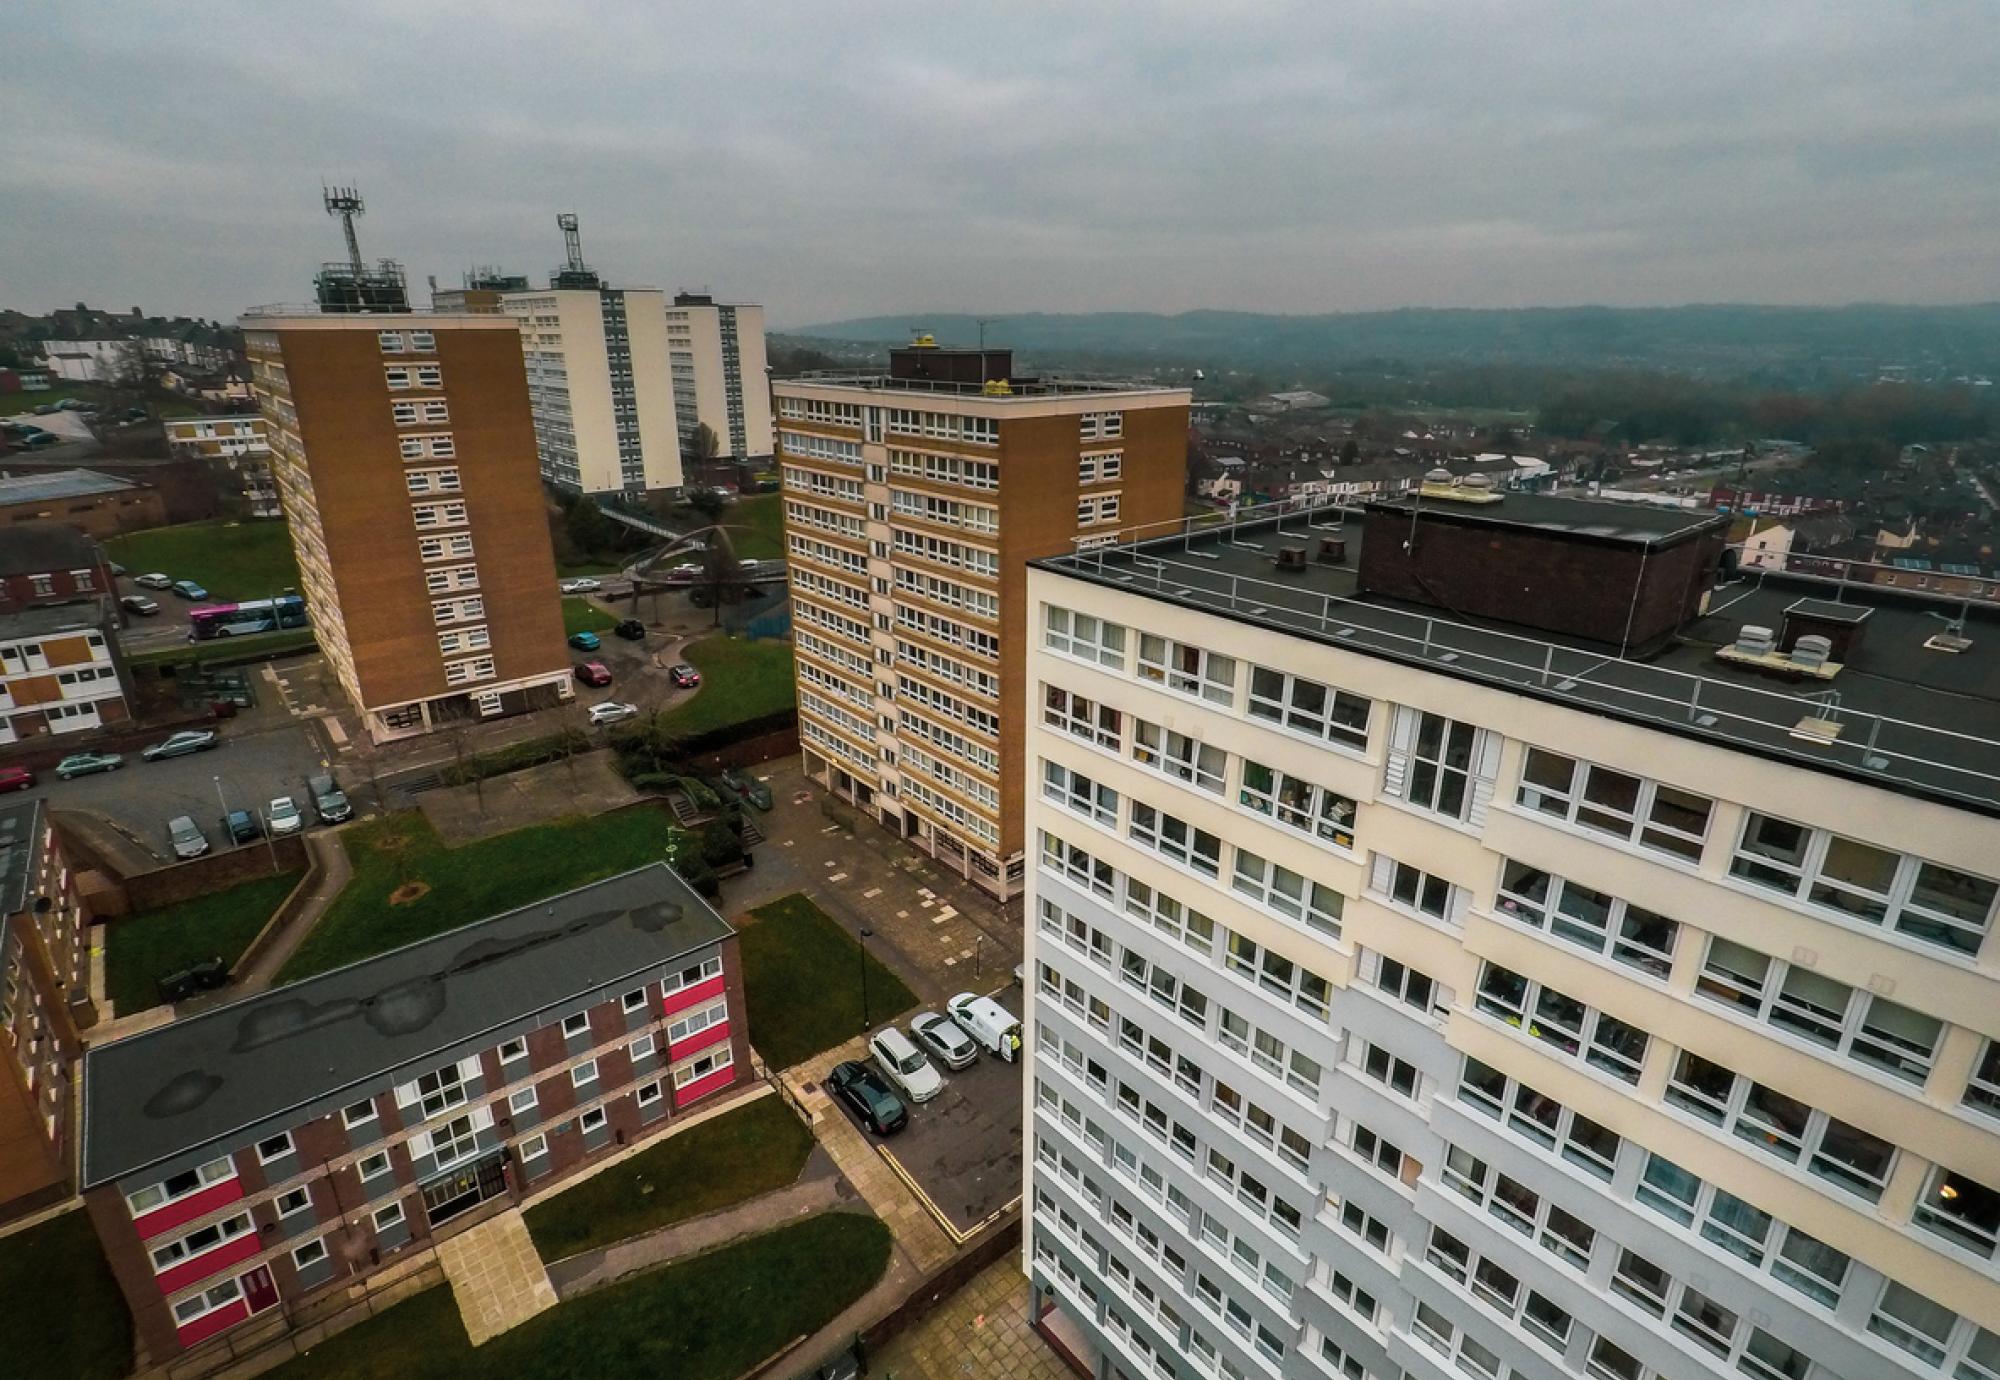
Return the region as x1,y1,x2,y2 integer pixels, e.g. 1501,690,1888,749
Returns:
104,519,300,602
524,1095,812,1262
562,596,616,637
0,1209,133,1380
124,626,316,671
105,869,303,1012
657,634,794,738
265,1214,891,1380
739,893,917,1069
277,810,675,982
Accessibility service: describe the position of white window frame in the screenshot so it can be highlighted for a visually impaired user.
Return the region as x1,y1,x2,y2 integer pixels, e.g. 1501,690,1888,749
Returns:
1517,746,1713,862
1137,634,1235,705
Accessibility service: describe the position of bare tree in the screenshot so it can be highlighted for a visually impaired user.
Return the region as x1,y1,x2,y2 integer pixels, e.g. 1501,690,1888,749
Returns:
696,526,742,629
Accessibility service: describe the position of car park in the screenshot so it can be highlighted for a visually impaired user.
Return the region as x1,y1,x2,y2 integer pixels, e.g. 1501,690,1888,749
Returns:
868,1026,943,1103
669,663,700,688
568,630,601,651
307,772,351,823
825,1060,908,1135
909,1011,979,1071
574,660,612,687
170,579,209,600
143,729,219,760
142,729,220,760
613,618,645,640
120,594,160,616
946,992,1023,1063
167,815,210,859
220,809,262,845
134,572,173,589
0,766,34,793
55,752,123,780
268,796,303,835
559,577,602,594
719,767,772,810
588,700,639,727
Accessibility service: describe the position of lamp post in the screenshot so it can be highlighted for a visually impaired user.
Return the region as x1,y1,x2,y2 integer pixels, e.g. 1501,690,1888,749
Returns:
858,926,874,1033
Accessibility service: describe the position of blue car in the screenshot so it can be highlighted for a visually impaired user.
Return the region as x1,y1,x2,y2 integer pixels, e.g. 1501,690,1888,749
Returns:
171,579,209,600
568,630,601,651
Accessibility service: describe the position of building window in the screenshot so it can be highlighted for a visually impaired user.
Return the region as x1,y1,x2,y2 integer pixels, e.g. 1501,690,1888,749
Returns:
1517,747,1713,861
1137,634,1235,704
1913,1165,2000,1260
276,1187,312,1217
124,1156,234,1216
572,1059,599,1088
1128,801,1221,879
519,1133,548,1164
1661,1050,1899,1201
1494,859,1678,978
1383,706,1497,822
373,1201,404,1232
1045,685,1121,750
1238,760,1355,846
1474,961,1649,1084
255,1132,294,1164
629,1033,657,1061
1230,849,1343,937
1042,759,1118,826
357,1151,391,1181
579,1107,608,1133
498,1038,528,1064
637,1081,664,1108
509,1087,538,1116
341,1098,378,1130
149,1212,254,1272
1370,853,1462,925
291,1237,328,1269
1967,1039,2000,1120
620,988,647,1013
1043,605,1126,668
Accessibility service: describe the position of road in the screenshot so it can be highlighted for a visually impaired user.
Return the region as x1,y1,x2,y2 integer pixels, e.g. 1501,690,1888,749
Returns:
23,719,330,865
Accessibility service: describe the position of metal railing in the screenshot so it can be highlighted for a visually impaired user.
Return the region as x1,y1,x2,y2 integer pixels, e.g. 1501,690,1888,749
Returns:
781,371,1172,398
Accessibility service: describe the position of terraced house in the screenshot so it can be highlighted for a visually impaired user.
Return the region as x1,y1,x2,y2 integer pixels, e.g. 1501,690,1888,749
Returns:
776,340,1189,898
1020,487,2000,1380
80,864,750,1361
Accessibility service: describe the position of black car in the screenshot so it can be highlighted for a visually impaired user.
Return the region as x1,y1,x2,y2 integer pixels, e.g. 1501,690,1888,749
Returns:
825,1060,908,1135
613,618,646,641
220,809,262,845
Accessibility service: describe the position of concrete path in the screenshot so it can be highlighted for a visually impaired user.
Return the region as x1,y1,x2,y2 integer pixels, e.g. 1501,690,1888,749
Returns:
433,1208,558,1346
785,1038,957,1273
873,1259,1076,1380
545,1146,856,1297
231,828,351,993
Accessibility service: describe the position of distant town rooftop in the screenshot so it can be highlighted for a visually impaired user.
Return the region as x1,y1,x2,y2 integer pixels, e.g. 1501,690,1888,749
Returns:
1035,499,2000,816
82,863,732,1187
0,469,135,505
779,371,1182,401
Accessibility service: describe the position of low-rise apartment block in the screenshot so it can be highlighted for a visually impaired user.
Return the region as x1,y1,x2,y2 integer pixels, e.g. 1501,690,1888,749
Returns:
665,292,773,464
1021,491,2000,1380
0,468,166,537
163,416,278,518
81,863,751,1361
0,602,126,744
776,343,1189,898
242,311,572,741
0,521,112,611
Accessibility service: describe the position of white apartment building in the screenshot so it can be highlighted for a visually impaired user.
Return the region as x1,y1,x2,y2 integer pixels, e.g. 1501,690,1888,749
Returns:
1021,494,2000,1380
665,293,773,463
502,287,683,495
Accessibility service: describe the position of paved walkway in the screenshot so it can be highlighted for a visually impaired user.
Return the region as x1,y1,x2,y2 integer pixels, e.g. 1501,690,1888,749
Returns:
873,1259,1074,1380
545,1146,855,1297
233,829,351,992
784,1038,956,1273
433,1208,558,1346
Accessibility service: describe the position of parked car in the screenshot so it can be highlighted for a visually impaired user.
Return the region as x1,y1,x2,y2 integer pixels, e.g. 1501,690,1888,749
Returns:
588,700,640,727
825,1060,908,1135
0,766,34,794
868,1026,943,1103
668,663,700,689
909,1010,979,1071
21,432,58,448
567,630,601,651
719,767,772,810
120,594,161,616
134,572,174,589
220,809,262,845
307,772,351,824
268,796,304,835
167,815,210,859
143,729,219,760
108,562,126,576
559,577,602,594
946,992,1023,1063
573,660,612,688
33,403,59,415
613,618,645,641
55,751,123,780
170,579,209,600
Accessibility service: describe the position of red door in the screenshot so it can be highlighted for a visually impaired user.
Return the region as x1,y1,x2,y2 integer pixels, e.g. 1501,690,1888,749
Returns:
240,1265,278,1314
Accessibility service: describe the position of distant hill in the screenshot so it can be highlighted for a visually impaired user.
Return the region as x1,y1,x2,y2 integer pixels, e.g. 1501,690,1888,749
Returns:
792,305,2000,382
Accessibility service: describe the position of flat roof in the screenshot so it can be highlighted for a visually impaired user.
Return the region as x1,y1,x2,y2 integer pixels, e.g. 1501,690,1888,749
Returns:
0,521,98,578
0,469,135,505
82,862,732,1187
0,602,109,641
1365,492,1724,545
0,798,44,918
778,373,1188,404
1035,501,2000,816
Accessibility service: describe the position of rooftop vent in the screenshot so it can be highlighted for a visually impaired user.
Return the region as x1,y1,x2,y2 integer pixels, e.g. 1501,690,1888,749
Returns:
1317,534,1347,564
1735,624,1776,657
1275,545,1308,572
1417,469,1504,505
1790,634,1833,671
1717,622,1841,679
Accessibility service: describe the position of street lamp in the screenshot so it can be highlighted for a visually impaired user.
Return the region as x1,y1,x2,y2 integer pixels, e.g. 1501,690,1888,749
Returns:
858,927,874,1033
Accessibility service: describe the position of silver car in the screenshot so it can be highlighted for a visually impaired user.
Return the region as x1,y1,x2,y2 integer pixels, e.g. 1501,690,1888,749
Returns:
909,1011,979,1071
167,815,210,860
268,796,304,835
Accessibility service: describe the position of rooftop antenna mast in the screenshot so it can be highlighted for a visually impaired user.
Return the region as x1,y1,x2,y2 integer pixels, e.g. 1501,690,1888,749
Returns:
324,185,367,275
559,212,586,274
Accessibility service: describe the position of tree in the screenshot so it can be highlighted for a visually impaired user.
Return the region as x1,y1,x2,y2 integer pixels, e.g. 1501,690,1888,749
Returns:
1338,437,1360,466
109,339,155,413
697,527,742,628
563,494,616,555
689,422,721,463
687,487,727,521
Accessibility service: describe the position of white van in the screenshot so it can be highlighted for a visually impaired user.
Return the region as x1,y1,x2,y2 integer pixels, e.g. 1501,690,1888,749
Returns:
946,992,1023,1063
868,1026,943,1103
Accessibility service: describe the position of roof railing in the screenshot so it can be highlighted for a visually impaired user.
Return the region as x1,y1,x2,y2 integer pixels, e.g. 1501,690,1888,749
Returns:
780,371,1172,397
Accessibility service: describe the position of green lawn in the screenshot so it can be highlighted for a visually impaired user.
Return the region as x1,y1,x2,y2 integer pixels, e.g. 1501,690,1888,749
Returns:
105,519,300,601
105,869,303,1013
0,1209,133,1380
2,382,200,420
124,626,316,671
557,557,624,578
265,1214,891,1380
562,596,616,637
739,894,918,1069
277,810,678,983
659,634,795,738
524,1095,812,1262
651,491,783,560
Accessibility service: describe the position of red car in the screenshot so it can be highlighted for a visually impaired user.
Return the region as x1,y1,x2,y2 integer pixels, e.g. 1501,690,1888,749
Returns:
669,663,700,689
574,660,613,688
0,766,35,793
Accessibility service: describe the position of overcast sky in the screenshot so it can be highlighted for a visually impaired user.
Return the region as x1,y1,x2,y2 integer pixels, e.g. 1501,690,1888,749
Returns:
3,2,1996,328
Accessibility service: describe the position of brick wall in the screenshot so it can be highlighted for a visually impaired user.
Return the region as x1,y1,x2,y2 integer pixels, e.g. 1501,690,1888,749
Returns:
117,836,308,914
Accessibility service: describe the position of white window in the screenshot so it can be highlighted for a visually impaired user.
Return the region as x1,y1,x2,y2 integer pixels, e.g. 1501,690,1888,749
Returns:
1043,605,1125,668
1042,759,1118,826
637,1080,664,1107
341,1097,378,1130
629,1033,657,1061
443,655,496,686
172,1279,244,1325
572,1059,599,1088
396,1057,473,1120
1246,665,1370,752
414,364,442,388
508,1087,538,1116
1080,411,1124,440
1369,853,1465,925
1238,759,1355,846
1967,1039,2000,1120
621,988,647,1013
1517,747,1713,861
579,1106,608,1133
255,1131,295,1164
1473,961,1649,1083
357,1150,391,1181
291,1237,328,1269
1913,1165,2000,1261
384,366,413,390
519,1133,548,1162
276,1187,312,1217
1661,1051,1898,1201
149,1212,254,1272
408,330,435,350
1494,858,1678,979
378,330,406,353
1131,719,1224,793
124,1156,235,1216
373,1201,404,1231
498,1037,528,1064
1044,685,1120,750
1459,1057,1623,1181
1380,705,1499,823
1128,801,1221,878
1137,634,1235,704
427,1114,482,1170
1231,849,1343,938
